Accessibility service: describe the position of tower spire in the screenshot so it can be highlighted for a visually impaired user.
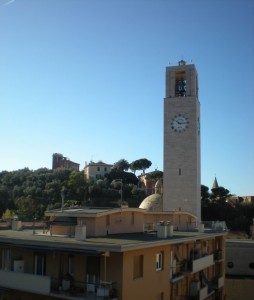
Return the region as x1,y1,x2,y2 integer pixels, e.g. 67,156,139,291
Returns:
212,177,219,189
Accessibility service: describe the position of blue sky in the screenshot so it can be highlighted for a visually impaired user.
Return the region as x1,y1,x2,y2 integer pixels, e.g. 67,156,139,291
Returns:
0,0,253,196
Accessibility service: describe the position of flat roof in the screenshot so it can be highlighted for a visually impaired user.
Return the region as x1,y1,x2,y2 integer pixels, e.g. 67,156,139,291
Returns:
226,239,254,247
0,229,227,253
45,207,143,217
45,207,197,219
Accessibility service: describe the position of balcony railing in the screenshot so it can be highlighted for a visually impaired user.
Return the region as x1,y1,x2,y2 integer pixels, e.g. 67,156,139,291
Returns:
181,254,214,274
51,280,117,299
0,270,118,299
192,254,214,273
213,276,224,289
0,269,51,295
199,285,208,300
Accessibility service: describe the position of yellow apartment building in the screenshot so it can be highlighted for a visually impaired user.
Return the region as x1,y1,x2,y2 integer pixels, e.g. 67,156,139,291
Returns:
0,207,226,300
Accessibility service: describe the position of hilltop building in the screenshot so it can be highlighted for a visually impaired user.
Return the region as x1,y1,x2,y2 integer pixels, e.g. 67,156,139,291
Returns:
229,195,254,205
52,153,80,171
84,161,113,180
138,172,160,196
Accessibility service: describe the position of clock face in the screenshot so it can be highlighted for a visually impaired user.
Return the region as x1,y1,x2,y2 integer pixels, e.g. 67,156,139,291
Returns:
171,114,189,132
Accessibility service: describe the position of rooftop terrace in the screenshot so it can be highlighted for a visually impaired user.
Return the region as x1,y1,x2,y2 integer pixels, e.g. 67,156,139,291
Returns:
0,226,227,253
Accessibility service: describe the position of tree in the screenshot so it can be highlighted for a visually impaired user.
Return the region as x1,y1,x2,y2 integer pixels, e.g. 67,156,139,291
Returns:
139,158,152,174
14,196,36,221
2,209,15,221
0,186,10,217
129,161,140,174
44,180,62,203
113,159,129,171
67,171,87,204
210,186,231,203
129,186,146,207
130,158,152,174
201,185,210,204
106,169,138,185
145,170,163,181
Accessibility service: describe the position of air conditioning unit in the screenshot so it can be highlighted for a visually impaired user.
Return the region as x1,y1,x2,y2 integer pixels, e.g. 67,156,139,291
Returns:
75,225,86,241
167,224,174,237
13,260,24,273
157,224,167,238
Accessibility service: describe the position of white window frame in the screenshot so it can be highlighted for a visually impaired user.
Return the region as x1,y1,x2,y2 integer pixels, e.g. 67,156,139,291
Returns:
156,252,163,271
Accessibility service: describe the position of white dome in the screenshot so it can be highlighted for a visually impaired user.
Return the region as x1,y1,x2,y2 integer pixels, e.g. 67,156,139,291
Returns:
139,194,163,212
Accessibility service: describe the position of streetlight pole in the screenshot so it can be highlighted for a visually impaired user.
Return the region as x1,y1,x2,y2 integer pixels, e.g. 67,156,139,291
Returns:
113,179,123,220
119,179,122,209
61,187,66,212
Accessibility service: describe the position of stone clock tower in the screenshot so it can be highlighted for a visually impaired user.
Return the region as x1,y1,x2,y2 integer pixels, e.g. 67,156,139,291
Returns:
163,60,201,222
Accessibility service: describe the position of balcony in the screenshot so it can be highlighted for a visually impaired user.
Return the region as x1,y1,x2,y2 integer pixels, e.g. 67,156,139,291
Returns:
198,286,215,300
0,269,51,295
189,283,215,300
181,254,214,274
51,280,117,299
180,254,214,275
0,270,118,299
199,285,208,300
213,276,224,289
192,254,214,273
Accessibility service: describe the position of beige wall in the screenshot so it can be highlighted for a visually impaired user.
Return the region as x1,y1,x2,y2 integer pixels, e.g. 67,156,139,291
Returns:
50,225,76,236
84,163,112,179
48,210,197,237
78,211,145,236
120,235,225,300
143,212,196,231
122,246,171,300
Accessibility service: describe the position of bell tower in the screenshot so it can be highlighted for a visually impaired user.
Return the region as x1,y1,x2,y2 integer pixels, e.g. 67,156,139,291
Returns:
163,60,201,222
